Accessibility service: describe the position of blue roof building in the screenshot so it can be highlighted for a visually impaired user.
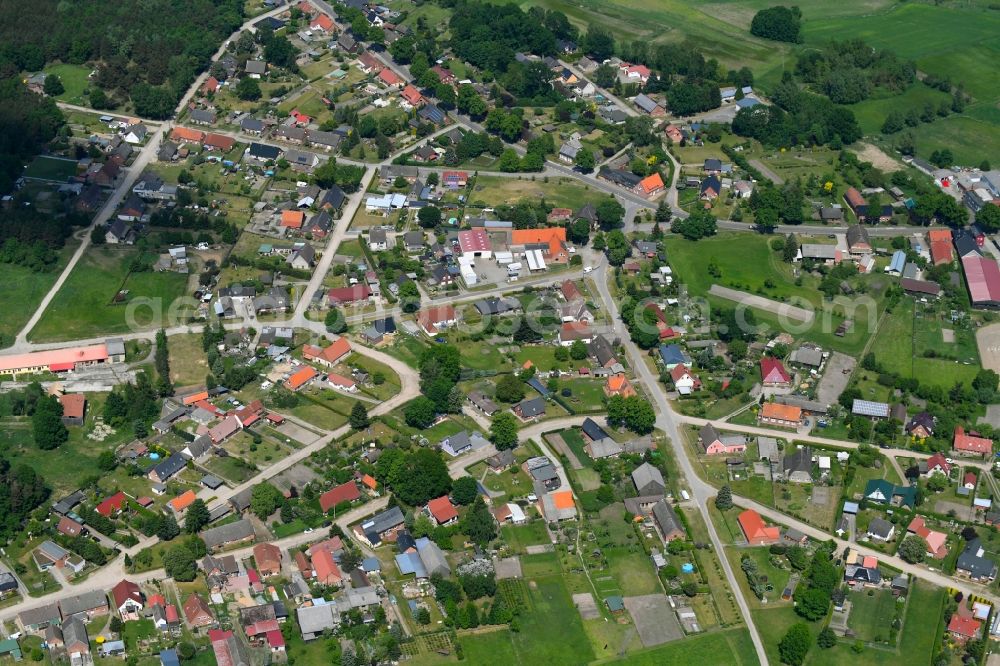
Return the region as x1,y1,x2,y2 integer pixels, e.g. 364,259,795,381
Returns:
887,250,906,275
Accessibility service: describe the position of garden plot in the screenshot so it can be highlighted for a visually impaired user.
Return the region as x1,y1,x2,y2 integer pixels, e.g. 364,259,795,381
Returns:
623,595,684,647
572,593,600,620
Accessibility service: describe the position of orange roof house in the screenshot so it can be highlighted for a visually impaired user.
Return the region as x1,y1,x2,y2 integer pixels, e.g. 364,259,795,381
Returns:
281,210,305,229
907,516,949,559
758,402,803,427
426,496,459,525
312,548,343,586
170,127,205,144
638,172,665,197
204,133,235,152
201,77,221,95
604,373,637,398
954,425,992,456
948,615,981,641
182,391,210,406
310,14,334,31
379,68,402,87
302,337,351,367
168,490,197,513
552,491,575,510
285,365,318,391
417,304,456,335
361,474,378,492
737,509,780,546
511,227,569,262
401,84,423,107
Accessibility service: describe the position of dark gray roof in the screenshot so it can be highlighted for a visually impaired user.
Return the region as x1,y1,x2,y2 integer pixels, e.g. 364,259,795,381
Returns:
784,447,812,477
19,602,61,627
201,518,255,549
581,417,609,442
867,517,894,539
632,462,665,495
516,397,546,418
362,506,405,536
151,453,187,481
652,499,683,537
958,538,998,579
60,590,108,618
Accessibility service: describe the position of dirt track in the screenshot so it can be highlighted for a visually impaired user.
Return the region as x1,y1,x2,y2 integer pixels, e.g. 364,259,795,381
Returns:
709,285,815,324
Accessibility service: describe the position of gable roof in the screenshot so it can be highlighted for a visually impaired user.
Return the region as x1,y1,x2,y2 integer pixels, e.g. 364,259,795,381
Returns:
760,357,791,384
427,495,459,523
319,481,361,512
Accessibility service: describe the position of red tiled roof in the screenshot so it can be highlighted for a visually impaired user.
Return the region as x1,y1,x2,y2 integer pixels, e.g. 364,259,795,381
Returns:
737,509,780,544
319,481,361,512
111,579,143,609
401,84,422,105
638,172,664,195
281,210,305,228
954,426,992,454
170,127,205,143
312,548,342,585
57,516,83,536
561,279,583,302
204,133,235,151
310,14,333,31
327,285,372,304
760,357,791,384
379,68,402,86
58,394,86,419
948,614,981,638
418,304,456,333
427,495,458,523
96,491,127,517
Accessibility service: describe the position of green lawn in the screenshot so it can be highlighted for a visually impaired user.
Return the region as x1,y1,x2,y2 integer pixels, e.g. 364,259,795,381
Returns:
468,175,613,209
501,522,551,553
42,63,93,105
459,573,594,666
166,333,208,389
846,588,899,643
870,299,980,389
603,627,760,665
30,247,190,342
0,241,77,348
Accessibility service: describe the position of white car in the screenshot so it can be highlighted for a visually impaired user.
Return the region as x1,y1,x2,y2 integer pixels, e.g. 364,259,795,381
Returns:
583,266,593,273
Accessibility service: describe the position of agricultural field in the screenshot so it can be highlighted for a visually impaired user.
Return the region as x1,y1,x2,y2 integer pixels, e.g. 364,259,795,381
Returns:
30,247,190,342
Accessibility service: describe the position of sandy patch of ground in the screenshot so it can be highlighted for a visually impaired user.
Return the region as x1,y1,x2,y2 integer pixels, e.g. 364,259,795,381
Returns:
573,593,600,620
851,143,903,173
976,323,1000,373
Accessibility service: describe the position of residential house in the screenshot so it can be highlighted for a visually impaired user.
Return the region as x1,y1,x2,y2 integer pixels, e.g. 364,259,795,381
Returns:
200,519,255,551
631,462,665,496
783,447,813,483
907,516,948,559
253,543,282,577
417,304,457,335
669,364,701,395
863,479,916,508
319,481,361,513
426,496,458,525
514,397,547,421
957,538,998,581
111,580,144,621
737,509,780,546
867,517,895,542
698,424,747,455
759,402,802,428
604,373,637,398
651,499,685,542
760,357,791,387
183,594,215,628
60,590,110,620
954,426,992,457
356,506,406,547
302,337,352,368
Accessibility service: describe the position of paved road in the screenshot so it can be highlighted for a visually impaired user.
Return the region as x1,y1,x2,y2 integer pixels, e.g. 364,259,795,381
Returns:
588,256,769,664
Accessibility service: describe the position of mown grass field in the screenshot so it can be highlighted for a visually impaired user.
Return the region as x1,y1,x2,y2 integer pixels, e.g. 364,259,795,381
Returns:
468,175,612,209
41,63,92,105
665,232,883,355
870,299,980,389
0,241,78,348
30,247,190,342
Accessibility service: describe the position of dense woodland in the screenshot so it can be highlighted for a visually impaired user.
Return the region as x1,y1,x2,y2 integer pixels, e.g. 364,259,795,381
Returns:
0,78,64,194
0,0,244,117
796,40,915,104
